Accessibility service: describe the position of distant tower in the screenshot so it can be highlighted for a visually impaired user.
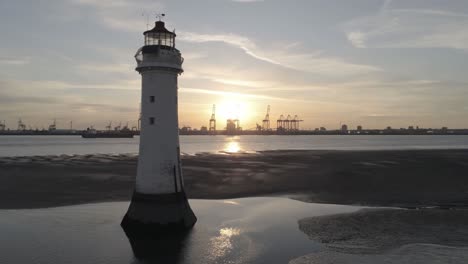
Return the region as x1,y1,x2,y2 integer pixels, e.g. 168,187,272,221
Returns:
262,105,270,131
226,119,238,135
122,16,196,233
341,124,348,134
209,104,216,134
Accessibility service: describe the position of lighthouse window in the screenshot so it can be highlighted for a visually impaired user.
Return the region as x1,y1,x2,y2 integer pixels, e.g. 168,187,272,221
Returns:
149,117,155,125
144,32,174,47
150,96,155,103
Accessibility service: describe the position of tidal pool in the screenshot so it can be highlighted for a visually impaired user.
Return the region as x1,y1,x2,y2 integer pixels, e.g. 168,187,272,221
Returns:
0,197,361,264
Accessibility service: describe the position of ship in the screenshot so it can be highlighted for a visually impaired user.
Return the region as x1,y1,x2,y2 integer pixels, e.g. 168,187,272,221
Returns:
82,125,134,138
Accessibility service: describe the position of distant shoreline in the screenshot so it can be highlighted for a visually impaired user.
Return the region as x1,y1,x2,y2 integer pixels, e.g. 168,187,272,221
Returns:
2,130,468,136
1,149,467,209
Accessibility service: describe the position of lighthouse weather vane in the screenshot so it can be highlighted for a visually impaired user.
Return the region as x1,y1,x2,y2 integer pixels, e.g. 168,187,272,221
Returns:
156,13,165,21
141,12,165,29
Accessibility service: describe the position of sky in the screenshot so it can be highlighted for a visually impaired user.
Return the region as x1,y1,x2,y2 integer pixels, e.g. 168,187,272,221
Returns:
1,0,468,130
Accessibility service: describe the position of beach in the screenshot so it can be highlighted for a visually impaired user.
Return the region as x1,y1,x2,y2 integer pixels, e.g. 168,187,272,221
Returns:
1,149,468,263
1,149,467,209
293,208,468,263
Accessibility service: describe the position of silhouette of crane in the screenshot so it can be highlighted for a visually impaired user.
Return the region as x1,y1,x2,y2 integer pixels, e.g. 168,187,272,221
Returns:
48,119,57,131
138,102,142,132
277,115,284,132
114,122,122,131
262,105,271,131
209,104,216,135
291,115,303,131
17,119,26,131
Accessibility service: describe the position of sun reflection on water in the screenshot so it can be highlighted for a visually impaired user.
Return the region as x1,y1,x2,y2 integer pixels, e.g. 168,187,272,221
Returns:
208,227,242,260
224,137,241,153
222,200,240,205
225,142,241,153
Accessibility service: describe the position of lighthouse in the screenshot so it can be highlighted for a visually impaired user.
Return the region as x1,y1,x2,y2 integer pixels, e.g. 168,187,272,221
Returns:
122,17,197,233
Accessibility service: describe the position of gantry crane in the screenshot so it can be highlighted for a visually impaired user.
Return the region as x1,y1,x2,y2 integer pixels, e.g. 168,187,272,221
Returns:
277,115,284,131
262,105,271,131
17,119,26,131
291,115,303,131
209,104,216,134
138,102,142,131
48,119,57,131
105,121,112,131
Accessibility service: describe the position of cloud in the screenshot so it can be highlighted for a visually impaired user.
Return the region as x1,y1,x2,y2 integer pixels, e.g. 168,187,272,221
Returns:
0,56,30,65
346,31,367,48
211,78,277,88
69,0,164,32
180,87,285,101
179,31,282,66
345,6,468,50
77,62,134,75
0,94,59,105
67,0,380,77
391,9,468,18
71,0,129,7
69,102,137,113
179,31,380,76
231,0,264,2
0,77,140,129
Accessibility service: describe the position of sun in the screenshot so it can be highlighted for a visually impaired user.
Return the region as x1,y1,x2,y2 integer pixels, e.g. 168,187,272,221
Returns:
216,100,251,127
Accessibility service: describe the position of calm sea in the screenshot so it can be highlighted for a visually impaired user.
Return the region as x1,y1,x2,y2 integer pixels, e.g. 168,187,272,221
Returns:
0,135,468,157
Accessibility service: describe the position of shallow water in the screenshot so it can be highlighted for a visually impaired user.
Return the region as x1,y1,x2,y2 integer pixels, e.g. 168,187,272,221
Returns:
0,197,360,264
1,135,468,156
2,197,468,264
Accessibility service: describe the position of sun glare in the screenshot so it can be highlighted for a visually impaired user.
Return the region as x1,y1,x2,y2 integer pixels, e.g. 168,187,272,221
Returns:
217,100,251,127
224,141,241,153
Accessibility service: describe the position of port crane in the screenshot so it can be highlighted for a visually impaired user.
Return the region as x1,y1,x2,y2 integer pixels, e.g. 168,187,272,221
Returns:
105,121,112,131
292,115,303,131
262,105,271,131
48,119,57,131
277,115,284,131
284,115,291,131
17,119,26,131
114,122,122,131
138,102,142,131
209,104,216,134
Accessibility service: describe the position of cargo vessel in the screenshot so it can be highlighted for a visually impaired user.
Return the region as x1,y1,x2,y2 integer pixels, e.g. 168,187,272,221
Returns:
81,127,134,138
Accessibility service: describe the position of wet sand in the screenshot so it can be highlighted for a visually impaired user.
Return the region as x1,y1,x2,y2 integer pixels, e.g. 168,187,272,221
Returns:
0,149,467,209
290,244,468,264
294,208,468,263
298,208,468,253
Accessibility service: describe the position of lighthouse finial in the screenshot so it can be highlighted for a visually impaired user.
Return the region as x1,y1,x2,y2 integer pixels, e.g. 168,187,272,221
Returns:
156,13,165,21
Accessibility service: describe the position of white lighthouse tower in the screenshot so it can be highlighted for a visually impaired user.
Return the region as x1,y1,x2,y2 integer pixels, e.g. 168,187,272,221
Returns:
122,17,197,233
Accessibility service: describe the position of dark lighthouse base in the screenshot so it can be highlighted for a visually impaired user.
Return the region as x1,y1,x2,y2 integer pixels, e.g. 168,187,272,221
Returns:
121,191,197,235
